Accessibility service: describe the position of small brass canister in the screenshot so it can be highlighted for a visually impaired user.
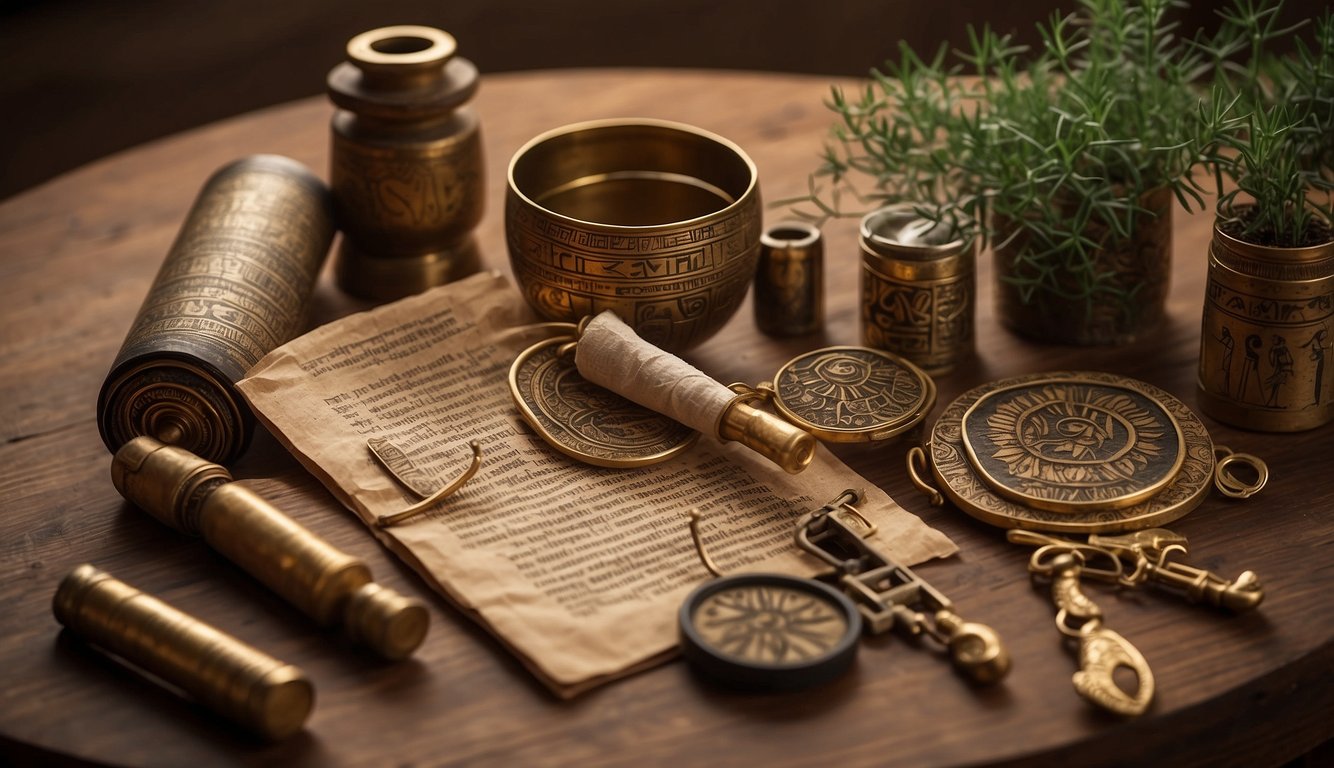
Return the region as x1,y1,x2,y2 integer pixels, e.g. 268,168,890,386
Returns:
860,205,975,375
328,25,484,300
98,155,334,465
54,564,313,740
1198,219,1334,431
754,222,824,336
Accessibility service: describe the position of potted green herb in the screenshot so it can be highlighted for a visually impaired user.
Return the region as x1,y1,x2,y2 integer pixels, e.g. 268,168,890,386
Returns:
1196,8,1334,431
793,0,1231,345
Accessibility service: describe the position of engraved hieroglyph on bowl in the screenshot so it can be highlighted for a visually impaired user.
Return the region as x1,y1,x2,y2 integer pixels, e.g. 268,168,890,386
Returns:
506,119,762,352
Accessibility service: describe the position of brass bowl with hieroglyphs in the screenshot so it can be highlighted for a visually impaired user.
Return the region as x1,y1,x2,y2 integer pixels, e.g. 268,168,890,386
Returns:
506,119,761,352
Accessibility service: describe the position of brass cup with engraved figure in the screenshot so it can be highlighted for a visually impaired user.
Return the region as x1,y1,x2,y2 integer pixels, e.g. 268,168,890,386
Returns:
1197,216,1334,432
506,118,762,352
328,25,485,300
860,205,975,375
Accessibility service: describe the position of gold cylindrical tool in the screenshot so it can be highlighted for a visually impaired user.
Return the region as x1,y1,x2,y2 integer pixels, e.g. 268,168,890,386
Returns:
754,221,824,337
97,155,335,465
53,564,313,740
111,436,430,660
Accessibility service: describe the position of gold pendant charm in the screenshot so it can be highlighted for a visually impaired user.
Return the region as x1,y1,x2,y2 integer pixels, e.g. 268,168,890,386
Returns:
766,346,936,443
509,336,698,467
960,378,1186,513
910,371,1214,534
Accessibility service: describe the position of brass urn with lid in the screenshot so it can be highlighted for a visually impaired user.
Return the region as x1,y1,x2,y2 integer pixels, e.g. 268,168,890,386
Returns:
328,25,484,300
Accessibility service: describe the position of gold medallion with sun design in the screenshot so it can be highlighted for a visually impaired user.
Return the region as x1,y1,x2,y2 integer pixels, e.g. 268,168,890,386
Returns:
920,371,1215,534
769,346,935,443
961,378,1186,513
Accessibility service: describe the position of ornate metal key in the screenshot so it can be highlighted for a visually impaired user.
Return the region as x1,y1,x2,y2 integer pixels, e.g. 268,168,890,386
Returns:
1089,528,1264,612
1011,532,1155,717
796,490,1011,684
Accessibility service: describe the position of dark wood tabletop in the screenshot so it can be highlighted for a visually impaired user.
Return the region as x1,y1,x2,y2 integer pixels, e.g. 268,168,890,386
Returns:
1,69,1330,768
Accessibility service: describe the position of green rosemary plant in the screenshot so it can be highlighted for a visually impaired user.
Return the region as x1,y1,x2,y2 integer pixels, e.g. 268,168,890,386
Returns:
790,0,1234,342
1201,6,1334,247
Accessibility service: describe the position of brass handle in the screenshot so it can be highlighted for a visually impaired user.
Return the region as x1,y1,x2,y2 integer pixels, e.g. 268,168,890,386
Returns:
718,400,816,474
111,436,429,660
54,564,313,739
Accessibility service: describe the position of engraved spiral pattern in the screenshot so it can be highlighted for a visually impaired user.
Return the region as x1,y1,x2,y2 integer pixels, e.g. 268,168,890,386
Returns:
962,381,1184,511
928,372,1213,533
773,346,934,441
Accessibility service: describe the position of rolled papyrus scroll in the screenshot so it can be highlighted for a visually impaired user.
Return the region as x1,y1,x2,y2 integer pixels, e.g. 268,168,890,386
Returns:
574,311,815,473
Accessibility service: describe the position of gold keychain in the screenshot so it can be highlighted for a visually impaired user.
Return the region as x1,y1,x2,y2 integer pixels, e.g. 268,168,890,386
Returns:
677,490,1009,691
905,371,1268,717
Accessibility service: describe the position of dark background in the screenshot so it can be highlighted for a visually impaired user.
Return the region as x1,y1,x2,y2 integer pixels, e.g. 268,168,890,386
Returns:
0,0,1324,200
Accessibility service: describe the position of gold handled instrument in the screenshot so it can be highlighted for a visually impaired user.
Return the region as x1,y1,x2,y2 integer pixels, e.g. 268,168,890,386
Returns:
112,436,429,660
54,564,313,739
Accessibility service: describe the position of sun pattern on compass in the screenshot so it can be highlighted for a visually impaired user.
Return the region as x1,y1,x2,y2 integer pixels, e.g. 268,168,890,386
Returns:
690,583,850,664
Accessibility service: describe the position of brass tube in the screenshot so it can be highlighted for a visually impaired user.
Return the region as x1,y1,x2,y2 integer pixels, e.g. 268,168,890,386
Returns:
53,564,313,740
718,401,816,475
111,436,429,660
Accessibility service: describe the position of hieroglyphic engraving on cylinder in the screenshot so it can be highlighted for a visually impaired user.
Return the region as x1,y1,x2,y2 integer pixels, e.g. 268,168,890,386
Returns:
1197,221,1334,431
98,155,334,464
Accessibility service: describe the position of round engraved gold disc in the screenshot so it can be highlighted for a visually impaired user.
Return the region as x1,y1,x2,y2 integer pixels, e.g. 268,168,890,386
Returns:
678,573,861,691
769,346,935,443
509,337,697,468
960,378,1186,513
926,372,1214,534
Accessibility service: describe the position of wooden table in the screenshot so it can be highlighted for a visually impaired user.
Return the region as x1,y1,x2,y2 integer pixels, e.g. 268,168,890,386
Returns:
1,70,1330,768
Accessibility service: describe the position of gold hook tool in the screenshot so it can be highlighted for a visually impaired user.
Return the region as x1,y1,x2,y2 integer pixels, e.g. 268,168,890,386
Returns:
370,439,483,527
795,489,1011,684
1011,530,1155,717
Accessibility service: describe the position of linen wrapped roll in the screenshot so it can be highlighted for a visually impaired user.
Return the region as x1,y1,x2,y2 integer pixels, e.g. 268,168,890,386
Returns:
574,311,815,473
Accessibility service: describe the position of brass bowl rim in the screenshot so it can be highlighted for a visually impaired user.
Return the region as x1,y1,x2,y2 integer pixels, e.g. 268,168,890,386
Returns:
506,117,759,232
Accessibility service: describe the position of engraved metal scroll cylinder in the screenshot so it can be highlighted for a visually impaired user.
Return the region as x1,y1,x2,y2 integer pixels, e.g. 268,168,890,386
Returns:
860,205,975,375
1197,218,1334,431
53,564,314,740
328,25,485,300
111,436,431,660
754,222,824,337
97,155,335,465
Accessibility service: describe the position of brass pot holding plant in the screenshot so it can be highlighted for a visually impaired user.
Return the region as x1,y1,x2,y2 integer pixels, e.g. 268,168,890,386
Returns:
993,187,1173,346
1198,215,1334,432
788,0,1235,348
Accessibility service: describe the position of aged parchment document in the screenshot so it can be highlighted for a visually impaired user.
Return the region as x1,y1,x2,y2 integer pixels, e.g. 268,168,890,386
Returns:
237,271,956,697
